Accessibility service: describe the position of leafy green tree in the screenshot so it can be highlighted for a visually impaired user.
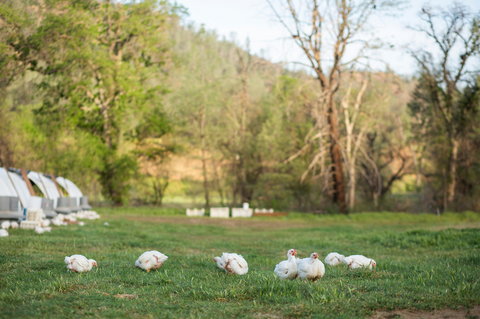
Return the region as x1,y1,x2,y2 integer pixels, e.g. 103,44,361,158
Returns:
24,0,179,204
409,2,480,209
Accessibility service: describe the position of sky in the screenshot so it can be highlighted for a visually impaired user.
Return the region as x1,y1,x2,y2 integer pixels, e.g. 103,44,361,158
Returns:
177,0,480,76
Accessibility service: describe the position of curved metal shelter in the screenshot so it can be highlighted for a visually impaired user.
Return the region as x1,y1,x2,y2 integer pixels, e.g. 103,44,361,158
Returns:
0,168,25,219
27,171,70,214
56,177,92,210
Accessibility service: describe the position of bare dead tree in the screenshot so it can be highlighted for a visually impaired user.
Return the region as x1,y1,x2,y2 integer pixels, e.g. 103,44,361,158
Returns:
268,0,402,213
409,3,480,205
342,76,368,209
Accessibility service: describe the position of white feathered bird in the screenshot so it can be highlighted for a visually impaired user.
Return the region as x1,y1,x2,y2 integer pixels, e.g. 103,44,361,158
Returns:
325,252,345,266
213,253,248,275
65,255,97,273
297,252,325,282
10,221,18,229
35,226,45,234
274,249,298,280
343,255,376,270
135,251,168,272
214,255,226,270
52,218,63,226
0,229,8,237
1,221,10,229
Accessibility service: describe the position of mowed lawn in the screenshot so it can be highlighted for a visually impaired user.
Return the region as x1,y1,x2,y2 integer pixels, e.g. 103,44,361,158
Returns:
1,208,480,318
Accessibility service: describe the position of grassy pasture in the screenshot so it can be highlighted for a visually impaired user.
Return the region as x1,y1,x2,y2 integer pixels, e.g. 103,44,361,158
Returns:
0,208,479,318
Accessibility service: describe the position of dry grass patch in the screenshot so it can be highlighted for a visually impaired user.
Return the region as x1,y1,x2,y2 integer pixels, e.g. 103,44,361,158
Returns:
114,293,137,300
371,305,480,319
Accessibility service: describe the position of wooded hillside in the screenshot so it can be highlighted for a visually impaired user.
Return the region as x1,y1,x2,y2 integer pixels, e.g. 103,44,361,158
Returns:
1,0,479,212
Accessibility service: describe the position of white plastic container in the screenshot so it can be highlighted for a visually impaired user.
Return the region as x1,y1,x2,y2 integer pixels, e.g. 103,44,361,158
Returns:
210,207,229,218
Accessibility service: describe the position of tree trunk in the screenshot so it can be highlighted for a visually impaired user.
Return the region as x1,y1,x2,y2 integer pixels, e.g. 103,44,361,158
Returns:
326,93,347,213
348,165,355,210
447,137,458,205
211,159,224,206
200,110,210,208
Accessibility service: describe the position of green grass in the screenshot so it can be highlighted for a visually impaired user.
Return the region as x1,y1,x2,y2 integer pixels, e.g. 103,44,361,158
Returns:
1,208,479,318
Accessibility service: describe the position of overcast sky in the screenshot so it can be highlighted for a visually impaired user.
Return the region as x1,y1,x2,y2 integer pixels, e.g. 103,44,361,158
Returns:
177,0,480,76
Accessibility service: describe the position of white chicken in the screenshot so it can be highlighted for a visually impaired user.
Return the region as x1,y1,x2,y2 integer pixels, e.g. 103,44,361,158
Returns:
1,221,10,229
10,221,19,229
51,218,63,226
214,256,226,270
35,226,45,234
0,229,8,237
135,251,168,272
78,222,85,226
274,249,298,280
297,252,325,282
41,219,50,227
213,253,248,275
343,255,376,270
65,255,97,273
324,252,345,266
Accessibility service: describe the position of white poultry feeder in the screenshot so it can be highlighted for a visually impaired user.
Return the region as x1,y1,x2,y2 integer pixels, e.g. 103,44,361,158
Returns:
210,207,229,218
186,208,205,217
232,208,253,218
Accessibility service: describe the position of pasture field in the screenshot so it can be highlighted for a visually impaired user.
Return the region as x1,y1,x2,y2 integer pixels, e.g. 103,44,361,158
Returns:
1,208,480,318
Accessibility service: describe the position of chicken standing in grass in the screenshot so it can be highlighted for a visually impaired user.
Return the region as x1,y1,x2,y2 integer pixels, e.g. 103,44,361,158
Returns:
324,252,345,266
1,221,10,229
297,252,325,282
135,251,168,272
0,229,8,237
10,221,18,229
274,249,298,280
343,255,376,270
213,253,248,275
65,255,97,273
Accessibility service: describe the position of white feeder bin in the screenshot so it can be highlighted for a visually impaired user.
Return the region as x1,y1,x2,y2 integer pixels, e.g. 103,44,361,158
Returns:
210,207,229,218
232,207,253,218
186,208,205,217
243,202,249,210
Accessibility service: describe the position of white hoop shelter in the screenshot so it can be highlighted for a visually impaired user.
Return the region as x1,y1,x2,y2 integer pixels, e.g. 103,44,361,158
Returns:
0,168,26,218
27,171,62,208
56,177,83,198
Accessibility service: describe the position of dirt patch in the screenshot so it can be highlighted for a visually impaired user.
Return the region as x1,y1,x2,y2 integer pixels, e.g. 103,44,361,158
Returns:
371,306,480,319
114,293,137,300
254,313,282,319
117,215,312,230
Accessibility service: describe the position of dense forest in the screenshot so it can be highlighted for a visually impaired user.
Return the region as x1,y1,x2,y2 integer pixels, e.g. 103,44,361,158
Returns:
0,0,479,213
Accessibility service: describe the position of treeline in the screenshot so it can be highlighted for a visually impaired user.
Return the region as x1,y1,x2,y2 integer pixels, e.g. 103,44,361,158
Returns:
0,0,479,213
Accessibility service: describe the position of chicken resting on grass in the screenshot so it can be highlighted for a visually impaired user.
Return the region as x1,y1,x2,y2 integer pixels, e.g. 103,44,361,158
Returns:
343,255,376,270
213,253,248,275
65,255,97,273
274,249,298,280
135,251,168,272
324,252,345,266
297,252,325,282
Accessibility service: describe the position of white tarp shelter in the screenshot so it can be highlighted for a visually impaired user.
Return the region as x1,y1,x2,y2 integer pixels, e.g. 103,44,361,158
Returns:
56,177,83,198
0,168,32,209
0,167,25,218
27,171,62,208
